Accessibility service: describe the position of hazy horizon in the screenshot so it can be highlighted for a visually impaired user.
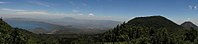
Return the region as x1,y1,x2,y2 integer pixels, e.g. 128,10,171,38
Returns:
1,0,198,44
0,0,198,25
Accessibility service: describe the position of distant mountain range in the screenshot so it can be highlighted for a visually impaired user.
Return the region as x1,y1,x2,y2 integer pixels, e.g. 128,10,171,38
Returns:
4,17,121,34
4,18,63,30
48,17,121,29
4,18,63,34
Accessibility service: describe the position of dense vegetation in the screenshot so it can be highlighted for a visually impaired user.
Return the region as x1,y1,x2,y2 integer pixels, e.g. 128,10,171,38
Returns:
97,23,198,44
73,16,198,44
1,16,198,44
1,18,103,44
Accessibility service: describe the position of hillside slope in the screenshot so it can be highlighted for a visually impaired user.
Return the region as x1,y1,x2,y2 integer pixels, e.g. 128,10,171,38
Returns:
0,19,59,44
73,16,198,44
181,21,198,30
126,16,182,31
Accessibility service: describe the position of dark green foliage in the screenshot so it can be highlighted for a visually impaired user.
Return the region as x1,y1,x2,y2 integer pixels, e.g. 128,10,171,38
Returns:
2,16,198,44
96,22,198,44
73,16,198,44
93,16,198,44
126,16,182,31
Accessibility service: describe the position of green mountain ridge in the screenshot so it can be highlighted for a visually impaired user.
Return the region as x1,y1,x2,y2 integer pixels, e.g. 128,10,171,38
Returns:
126,16,182,31
95,16,198,44
1,16,198,44
72,16,198,44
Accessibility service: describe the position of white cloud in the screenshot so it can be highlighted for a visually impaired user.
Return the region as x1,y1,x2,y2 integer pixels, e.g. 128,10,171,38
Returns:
0,1,7,4
189,5,197,10
88,13,94,16
67,14,127,21
29,1,50,7
15,11,49,15
0,8,26,12
0,8,50,15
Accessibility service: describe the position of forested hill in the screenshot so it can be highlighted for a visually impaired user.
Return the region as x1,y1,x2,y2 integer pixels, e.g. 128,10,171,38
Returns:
73,16,198,44
126,16,182,31
96,16,198,44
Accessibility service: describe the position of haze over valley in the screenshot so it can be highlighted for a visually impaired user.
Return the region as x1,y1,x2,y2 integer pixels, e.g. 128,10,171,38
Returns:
1,0,198,44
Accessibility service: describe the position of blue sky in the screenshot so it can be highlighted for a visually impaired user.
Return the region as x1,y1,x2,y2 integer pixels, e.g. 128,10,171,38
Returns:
0,0,198,25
